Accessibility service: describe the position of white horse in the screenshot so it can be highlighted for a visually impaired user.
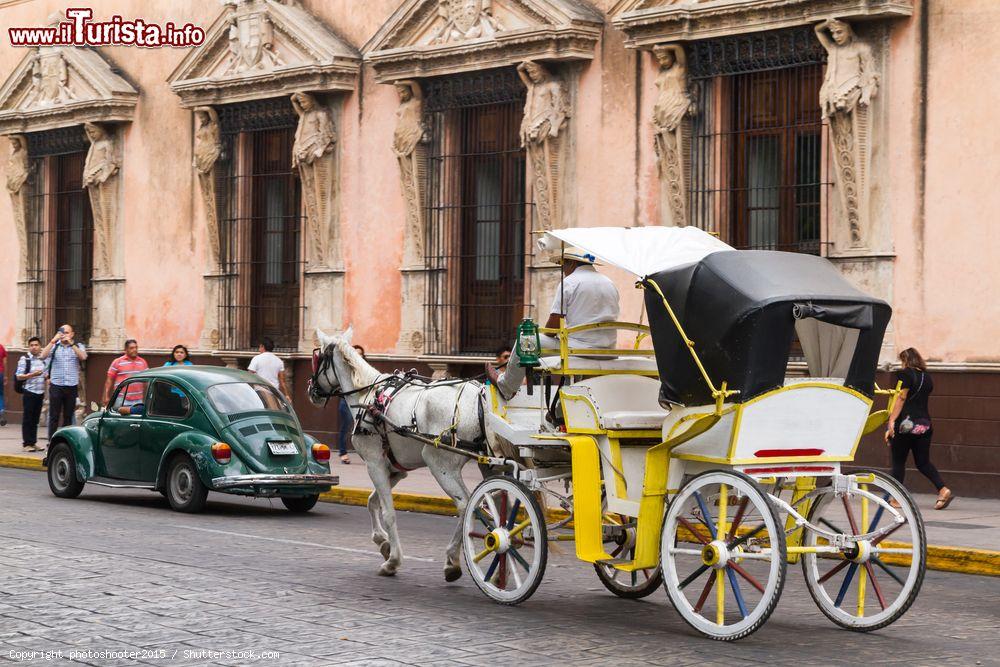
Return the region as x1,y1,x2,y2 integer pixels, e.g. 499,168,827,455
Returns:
309,328,485,579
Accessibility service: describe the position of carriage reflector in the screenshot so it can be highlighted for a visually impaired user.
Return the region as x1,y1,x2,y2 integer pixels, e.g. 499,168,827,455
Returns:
743,465,835,475
753,448,825,457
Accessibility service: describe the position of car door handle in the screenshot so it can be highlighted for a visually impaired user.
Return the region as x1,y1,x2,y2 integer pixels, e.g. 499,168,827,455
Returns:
129,424,141,429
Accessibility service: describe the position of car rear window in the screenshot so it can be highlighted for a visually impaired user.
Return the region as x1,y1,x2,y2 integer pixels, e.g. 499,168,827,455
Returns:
207,382,290,415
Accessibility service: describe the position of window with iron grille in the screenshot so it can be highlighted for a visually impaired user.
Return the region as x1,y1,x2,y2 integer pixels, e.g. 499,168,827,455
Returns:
23,126,94,343
422,68,530,356
687,27,831,254
214,98,303,352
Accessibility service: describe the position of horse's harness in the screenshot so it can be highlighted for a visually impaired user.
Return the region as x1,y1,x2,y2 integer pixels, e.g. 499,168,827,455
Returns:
309,347,489,473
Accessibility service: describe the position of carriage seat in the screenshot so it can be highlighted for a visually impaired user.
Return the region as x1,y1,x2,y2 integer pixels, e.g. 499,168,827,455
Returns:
560,375,668,432
783,377,845,386
538,355,658,373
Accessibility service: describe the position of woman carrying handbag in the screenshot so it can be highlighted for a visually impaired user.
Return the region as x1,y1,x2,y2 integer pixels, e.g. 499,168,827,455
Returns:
885,347,954,509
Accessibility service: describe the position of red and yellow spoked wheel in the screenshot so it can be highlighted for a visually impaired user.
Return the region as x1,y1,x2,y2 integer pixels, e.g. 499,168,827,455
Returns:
462,477,548,605
661,471,787,641
801,470,926,631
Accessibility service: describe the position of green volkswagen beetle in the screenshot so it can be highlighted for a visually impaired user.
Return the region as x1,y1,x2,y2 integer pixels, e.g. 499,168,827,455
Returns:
44,366,339,513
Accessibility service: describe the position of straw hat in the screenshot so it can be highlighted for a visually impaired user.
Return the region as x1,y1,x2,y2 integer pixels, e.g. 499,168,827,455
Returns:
551,246,598,266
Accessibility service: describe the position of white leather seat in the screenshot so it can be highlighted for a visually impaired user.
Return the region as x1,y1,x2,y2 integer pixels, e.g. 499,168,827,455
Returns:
561,375,669,432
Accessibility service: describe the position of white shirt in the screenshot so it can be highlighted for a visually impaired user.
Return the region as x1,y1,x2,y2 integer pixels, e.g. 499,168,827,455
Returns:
550,265,621,349
248,352,284,389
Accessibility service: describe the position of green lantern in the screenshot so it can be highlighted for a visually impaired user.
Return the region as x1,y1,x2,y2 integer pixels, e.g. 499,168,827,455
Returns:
516,318,541,368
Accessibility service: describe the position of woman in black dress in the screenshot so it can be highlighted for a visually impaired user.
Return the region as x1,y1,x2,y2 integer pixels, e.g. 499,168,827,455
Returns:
884,347,954,509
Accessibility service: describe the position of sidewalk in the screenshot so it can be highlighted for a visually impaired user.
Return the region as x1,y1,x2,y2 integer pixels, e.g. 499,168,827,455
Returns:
2,426,998,553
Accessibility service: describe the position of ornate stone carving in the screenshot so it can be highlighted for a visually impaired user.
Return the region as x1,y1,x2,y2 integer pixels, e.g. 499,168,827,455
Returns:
393,80,428,267
432,0,503,43
518,61,569,231
366,0,602,82
816,18,878,248
224,5,284,74
168,0,359,108
613,0,913,46
193,106,223,267
651,44,696,227
0,44,137,134
6,135,30,280
83,122,120,278
26,52,74,108
292,91,338,269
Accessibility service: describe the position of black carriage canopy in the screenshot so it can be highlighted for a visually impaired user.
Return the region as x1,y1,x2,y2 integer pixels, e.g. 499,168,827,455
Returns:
643,250,891,407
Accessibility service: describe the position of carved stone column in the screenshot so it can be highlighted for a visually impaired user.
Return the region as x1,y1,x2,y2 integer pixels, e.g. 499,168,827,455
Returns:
518,61,570,231
6,135,39,346
651,44,696,227
815,18,879,249
83,122,126,350
192,106,224,352
392,79,429,355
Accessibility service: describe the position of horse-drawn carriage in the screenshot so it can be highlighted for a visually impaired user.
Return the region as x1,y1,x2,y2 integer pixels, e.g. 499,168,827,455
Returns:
461,226,925,640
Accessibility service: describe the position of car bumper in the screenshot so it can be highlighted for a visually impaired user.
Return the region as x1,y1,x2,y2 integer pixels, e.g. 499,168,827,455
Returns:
211,473,340,490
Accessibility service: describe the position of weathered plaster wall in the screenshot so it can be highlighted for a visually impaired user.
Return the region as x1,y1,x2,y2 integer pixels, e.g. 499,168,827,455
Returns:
905,0,1000,363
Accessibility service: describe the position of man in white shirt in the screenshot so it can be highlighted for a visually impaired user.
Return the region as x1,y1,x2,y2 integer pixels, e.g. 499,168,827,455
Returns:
489,247,620,399
248,337,290,399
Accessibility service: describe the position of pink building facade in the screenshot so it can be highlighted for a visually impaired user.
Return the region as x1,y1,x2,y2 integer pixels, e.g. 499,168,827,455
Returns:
1,0,998,494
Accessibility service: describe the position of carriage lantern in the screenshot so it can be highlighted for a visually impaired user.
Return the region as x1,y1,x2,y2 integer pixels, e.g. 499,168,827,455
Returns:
515,318,542,368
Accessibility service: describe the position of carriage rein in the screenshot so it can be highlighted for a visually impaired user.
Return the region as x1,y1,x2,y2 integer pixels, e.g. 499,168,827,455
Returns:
308,346,490,471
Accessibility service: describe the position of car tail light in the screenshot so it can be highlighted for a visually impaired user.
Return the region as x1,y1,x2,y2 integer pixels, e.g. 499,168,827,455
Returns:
211,442,232,464
312,443,331,462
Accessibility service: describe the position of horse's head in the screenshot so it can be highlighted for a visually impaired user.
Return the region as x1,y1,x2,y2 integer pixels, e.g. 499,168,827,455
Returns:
307,327,354,406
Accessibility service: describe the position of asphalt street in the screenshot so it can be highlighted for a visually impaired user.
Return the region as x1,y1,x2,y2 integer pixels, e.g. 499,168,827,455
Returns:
0,467,998,667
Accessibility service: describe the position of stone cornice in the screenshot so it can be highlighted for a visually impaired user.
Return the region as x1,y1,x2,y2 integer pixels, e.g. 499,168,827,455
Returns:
0,44,138,134
367,25,602,83
613,0,913,47
167,0,360,108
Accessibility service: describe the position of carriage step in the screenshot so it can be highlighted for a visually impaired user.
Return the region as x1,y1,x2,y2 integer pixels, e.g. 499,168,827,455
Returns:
595,558,633,567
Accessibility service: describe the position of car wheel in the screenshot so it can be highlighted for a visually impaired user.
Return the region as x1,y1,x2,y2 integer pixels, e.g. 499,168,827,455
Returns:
47,442,84,499
282,495,319,513
166,454,208,513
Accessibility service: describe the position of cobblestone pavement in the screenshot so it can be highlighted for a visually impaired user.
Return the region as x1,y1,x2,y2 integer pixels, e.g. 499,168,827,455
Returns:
1,468,997,667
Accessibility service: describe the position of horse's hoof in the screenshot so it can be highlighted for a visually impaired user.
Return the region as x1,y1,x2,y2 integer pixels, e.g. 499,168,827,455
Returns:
444,566,462,583
379,541,392,561
378,563,398,577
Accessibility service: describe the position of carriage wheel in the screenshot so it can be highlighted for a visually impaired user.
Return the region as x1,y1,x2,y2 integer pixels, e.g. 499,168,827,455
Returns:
801,470,926,631
661,470,786,641
594,513,663,599
462,476,547,606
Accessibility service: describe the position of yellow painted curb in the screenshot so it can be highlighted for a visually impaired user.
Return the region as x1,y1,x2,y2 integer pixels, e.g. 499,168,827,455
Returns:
0,454,44,471
3,455,998,577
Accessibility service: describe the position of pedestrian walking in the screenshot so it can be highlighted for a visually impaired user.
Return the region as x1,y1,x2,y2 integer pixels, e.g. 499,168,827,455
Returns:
248,337,290,398
40,324,87,440
103,339,149,406
885,347,954,509
15,337,46,452
0,340,7,426
164,344,193,366
336,344,367,465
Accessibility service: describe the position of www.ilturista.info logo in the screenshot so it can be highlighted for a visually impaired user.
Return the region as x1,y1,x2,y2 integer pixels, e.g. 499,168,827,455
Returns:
8,8,205,48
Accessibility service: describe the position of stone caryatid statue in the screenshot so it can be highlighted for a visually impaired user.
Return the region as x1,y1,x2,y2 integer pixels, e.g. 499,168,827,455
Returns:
83,122,120,278
6,135,31,279
518,61,569,231
291,91,338,268
652,43,696,227
393,80,427,266
815,18,879,248
193,106,223,267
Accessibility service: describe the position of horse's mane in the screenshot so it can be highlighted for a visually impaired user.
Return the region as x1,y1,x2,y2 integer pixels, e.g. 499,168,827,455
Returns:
335,338,380,389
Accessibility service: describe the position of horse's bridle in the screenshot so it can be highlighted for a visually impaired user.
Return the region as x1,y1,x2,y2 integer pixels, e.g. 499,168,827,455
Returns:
308,345,389,404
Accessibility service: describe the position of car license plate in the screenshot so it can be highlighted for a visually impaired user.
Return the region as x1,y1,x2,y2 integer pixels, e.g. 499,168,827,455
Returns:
268,441,298,456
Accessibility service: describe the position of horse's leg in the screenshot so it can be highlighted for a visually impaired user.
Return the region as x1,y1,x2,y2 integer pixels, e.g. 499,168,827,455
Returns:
423,447,472,583
364,457,404,576
353,439,390,555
